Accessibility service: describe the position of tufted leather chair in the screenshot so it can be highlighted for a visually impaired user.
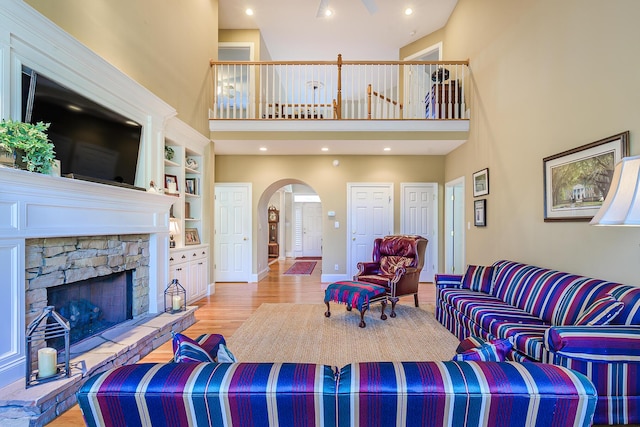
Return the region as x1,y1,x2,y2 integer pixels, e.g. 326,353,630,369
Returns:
354,235,428,317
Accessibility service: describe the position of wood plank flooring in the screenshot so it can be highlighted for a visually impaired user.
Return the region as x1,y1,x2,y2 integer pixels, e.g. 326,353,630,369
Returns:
48,259,435,426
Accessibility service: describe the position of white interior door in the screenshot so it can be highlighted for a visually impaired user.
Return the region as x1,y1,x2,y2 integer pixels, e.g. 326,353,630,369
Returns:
401,183,438,282
445,177,465,274
347,183,393,278
302,202,322,257
214,184,251,282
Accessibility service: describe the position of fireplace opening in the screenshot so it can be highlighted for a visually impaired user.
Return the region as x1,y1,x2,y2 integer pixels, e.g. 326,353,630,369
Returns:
47,271,133,349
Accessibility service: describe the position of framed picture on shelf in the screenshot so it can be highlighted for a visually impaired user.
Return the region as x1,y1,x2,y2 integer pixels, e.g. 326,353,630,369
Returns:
474,199,486,227
185,228,200,245
185,178,196,195
473,168,489,197
164,174,178,194
543,131,629,222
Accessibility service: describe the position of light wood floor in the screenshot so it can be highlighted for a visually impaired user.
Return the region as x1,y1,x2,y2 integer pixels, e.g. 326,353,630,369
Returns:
48,259,435,426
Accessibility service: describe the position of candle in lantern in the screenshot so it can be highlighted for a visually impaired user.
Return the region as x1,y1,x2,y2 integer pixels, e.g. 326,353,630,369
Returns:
37,347,57,378
172,295,182,311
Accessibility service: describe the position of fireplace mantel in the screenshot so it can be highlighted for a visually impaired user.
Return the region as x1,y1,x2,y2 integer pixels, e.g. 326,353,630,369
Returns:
0,167,176,389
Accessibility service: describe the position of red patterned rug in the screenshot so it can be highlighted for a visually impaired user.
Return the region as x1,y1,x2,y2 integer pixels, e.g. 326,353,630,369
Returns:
284,261,317,275
295,256,322,260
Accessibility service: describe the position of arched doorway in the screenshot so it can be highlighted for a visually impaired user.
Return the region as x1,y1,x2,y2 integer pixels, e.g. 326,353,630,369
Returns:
258,179,322,278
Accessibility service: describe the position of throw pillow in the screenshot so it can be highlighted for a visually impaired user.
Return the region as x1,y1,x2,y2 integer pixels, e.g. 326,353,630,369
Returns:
217,343,237,363
575,295,625,326
455,336,487,354
453,338,512,362
172,332,215,363
461,265,495,293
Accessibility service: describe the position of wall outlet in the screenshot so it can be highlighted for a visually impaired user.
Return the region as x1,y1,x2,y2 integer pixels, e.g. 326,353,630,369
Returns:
334,264,339,271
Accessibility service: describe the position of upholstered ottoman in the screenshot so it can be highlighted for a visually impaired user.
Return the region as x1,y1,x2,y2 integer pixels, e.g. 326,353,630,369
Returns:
324,280,387,328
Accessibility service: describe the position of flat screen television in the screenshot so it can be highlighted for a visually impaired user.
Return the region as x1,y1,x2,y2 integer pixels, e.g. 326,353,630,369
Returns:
21,66,143,189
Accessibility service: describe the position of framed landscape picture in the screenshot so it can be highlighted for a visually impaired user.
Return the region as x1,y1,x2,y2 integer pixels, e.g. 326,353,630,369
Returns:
473,168,489,197
543,131,629,222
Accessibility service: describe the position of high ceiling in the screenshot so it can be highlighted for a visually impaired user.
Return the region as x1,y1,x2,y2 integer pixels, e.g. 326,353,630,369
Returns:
218,0,458,61
215,0,461,155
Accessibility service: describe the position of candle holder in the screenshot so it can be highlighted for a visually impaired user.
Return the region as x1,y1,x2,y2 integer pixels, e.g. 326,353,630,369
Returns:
25,306,71,388
164,279,186,313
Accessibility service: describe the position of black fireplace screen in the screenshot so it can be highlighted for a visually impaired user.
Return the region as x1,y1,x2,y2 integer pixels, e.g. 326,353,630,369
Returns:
47,271,133,349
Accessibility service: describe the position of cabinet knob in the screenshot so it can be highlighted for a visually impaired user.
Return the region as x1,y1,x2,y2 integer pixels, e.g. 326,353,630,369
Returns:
181,255,186,259
170,257,174,261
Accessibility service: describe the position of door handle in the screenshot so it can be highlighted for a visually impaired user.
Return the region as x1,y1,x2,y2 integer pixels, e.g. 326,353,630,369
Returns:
243,237,248,241
352,237,356,241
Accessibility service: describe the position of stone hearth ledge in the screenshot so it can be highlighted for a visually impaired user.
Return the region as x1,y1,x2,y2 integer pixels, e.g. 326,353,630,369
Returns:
0,307,197,426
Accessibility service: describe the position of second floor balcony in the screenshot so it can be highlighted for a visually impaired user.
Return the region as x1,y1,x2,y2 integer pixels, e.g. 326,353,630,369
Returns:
208,55,470,153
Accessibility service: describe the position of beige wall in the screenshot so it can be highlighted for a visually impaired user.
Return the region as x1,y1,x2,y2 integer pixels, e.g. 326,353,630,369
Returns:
215,155,445,274
403,0,640,285
26,0,218,136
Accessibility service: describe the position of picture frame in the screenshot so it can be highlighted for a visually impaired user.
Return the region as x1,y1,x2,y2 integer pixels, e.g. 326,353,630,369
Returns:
164,174,178,194
474,199,486,227
543,131,629,222
184,228,201,245
185,178,196,195
473,168,489,197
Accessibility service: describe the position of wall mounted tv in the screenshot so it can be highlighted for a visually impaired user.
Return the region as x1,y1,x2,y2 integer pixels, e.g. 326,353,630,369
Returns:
21,66,143,189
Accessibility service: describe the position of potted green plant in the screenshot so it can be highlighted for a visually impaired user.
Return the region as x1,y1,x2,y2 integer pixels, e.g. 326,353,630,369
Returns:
0,119,55,174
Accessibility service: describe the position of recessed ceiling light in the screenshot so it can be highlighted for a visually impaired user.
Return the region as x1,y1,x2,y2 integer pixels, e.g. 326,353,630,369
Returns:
67,104,82,112
321,147,329,152
245,8,254,16
325,9,333,17
259,147,267,151
404,8,413,16
384,147,391,152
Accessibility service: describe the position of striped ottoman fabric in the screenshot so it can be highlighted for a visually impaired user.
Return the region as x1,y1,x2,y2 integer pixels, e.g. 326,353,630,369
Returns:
78,362,337,427
324,281,388,327
337,361,597,427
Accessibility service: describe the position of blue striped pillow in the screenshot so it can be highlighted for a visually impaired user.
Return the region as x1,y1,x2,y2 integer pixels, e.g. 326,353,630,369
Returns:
172,332,215,363
461,265,494,293
453,338,512,362
575,295,625,326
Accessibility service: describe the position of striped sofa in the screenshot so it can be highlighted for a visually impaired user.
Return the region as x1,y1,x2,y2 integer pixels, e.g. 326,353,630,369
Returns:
436,260,640,425
77,360,597,426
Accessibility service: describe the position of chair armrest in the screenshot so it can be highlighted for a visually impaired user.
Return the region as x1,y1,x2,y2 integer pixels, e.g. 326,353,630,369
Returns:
356,261,380,276
545,325,640,362
435,274,463,289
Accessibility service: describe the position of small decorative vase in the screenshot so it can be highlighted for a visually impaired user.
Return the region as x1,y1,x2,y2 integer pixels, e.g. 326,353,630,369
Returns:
164,146,175,161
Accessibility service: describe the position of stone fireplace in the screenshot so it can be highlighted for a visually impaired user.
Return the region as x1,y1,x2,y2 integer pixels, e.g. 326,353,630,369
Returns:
25,235,150,350
0,167,197,425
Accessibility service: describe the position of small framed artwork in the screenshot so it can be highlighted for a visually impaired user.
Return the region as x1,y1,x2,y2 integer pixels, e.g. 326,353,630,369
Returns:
543,131,629,222
164,174,178,194
474,199,486,227
185,228,201,245
185,178,196,195
473,168,489,197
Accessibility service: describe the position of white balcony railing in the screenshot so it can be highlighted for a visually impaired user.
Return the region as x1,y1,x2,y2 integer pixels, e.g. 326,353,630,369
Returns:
209,55,469,121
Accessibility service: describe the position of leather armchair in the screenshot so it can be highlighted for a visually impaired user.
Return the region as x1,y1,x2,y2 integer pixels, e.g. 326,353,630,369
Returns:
354,235,428,317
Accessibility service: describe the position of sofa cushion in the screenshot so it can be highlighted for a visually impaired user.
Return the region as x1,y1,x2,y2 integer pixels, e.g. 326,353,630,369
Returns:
217,343,237,363
453,338,512,362
491,323,548,360
462,265,494,293
173,332,222,363
608,285,640,325
574,295,625,326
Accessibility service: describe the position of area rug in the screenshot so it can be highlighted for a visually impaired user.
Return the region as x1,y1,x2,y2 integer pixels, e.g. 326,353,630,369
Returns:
228,303,459,367
283,261,316,275
295,256,322,260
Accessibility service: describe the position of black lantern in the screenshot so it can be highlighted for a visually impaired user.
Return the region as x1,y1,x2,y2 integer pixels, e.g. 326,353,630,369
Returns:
164,279,186,313
25,306,71,388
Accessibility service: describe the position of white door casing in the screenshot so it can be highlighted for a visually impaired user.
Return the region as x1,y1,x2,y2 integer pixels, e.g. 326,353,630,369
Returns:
400,183,438,282
214,183,251,282
445,177,465,274
347,183,394,278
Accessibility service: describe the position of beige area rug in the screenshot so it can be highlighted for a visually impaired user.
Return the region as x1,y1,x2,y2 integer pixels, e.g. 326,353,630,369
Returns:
227,303,460,367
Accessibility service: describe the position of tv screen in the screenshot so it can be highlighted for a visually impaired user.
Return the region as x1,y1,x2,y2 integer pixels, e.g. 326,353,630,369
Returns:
21,66,143,188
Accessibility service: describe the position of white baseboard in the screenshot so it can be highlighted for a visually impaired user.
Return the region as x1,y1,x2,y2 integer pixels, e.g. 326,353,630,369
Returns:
320,273,350,283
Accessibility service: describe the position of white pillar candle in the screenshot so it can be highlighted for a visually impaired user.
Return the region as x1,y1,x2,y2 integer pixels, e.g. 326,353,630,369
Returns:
172,295,182,311
37,347,57,378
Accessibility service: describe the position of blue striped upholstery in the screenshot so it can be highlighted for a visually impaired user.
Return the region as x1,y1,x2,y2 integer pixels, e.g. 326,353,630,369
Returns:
337,361,596,427
77,360,598,427
436,260,640,424
78,362,337,427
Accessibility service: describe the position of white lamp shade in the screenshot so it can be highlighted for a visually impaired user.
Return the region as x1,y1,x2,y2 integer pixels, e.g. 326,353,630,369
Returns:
169,219,180,235
590,155,640,226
